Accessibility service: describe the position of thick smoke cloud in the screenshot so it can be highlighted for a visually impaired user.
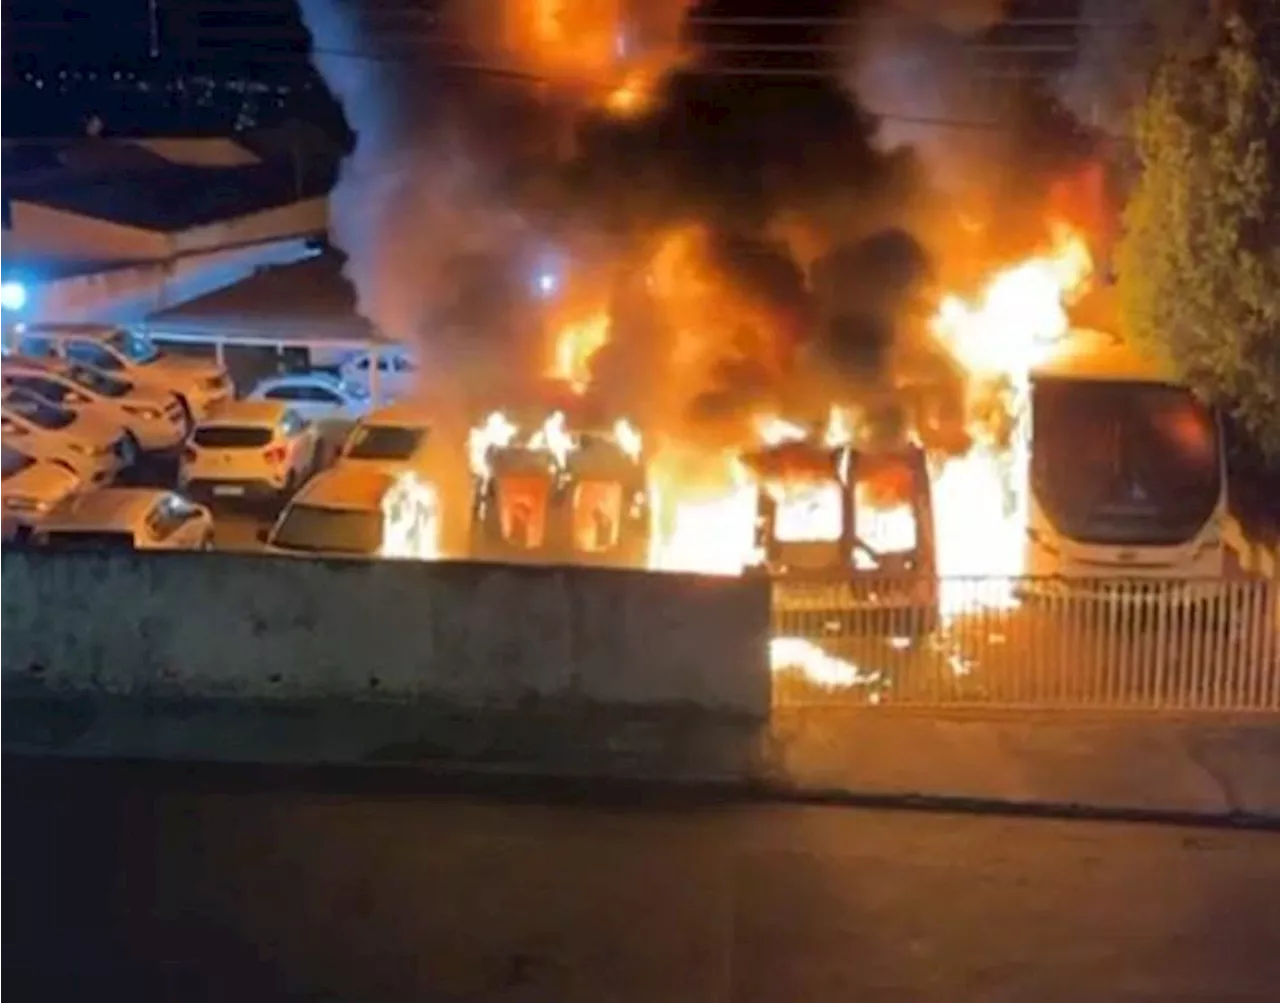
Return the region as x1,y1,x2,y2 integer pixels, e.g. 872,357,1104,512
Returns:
300,0,1108,456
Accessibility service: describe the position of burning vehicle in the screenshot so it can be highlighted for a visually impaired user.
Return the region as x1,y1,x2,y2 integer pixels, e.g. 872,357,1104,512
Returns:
741,430,940,640
468,409,650,567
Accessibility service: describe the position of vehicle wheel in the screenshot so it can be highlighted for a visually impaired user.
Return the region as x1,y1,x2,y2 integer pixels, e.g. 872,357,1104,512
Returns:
174,394,194,430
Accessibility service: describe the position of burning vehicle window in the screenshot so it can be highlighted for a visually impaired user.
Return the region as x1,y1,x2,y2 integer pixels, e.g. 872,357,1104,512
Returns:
1031,378,1221,546
271,506,382,555
346,426,424,461
193,426,273,449
853,456,921,561
497,476,549,549
571,480,622,552
768,479,843,544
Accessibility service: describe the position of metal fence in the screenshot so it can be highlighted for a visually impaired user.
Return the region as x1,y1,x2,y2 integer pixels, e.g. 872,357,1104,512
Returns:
771,576,1280,711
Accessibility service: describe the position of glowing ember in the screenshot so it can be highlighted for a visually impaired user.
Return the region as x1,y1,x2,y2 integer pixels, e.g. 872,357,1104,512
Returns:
604,69,650,115
928,223,1093,609
379,472,440,560
550,312,610,393
824,406,856,448
769,637,878,689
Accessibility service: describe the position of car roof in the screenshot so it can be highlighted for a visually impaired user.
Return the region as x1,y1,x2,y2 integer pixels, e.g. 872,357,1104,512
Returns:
199,399,290,426
359,402,431,428
290,466,397,511
2,355,66,376
43,487,170,529
257,371,344,389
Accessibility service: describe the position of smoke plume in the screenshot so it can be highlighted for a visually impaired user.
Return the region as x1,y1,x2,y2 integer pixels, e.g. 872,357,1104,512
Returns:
300,0,1114,457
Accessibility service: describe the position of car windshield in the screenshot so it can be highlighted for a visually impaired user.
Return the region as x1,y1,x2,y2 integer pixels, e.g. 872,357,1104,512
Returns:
2,447,35,479
270,505,382,555
345,425,424,461
107,330,162,364
1032,378,1222,546
4,392,75,430
193,426,273,449
66,364,131,398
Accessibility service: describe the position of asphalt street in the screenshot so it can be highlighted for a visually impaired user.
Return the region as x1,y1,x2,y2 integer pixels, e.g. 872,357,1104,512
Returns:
6,757,1280,1001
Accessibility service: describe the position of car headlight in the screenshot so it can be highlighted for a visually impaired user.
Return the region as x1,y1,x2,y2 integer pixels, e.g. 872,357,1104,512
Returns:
123,404,161,420
4,496,50,514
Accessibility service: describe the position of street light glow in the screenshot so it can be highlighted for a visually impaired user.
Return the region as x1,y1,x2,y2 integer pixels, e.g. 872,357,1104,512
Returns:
0,280,27,311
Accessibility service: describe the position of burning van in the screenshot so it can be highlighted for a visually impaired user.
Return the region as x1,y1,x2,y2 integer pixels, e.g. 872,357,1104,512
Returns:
468,411,650,567
743,438,940,637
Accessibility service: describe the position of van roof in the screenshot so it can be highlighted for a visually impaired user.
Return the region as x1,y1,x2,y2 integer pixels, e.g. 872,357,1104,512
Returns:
1030,328,1178,384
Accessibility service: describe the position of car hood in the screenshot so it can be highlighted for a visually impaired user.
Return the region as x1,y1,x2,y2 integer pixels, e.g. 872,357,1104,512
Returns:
68,409,130,447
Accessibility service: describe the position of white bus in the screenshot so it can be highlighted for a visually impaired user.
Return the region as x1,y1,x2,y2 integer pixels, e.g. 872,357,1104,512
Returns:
1025,329,1228,580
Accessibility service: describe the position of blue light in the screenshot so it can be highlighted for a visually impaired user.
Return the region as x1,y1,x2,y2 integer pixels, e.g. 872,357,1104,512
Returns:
0,281,27,311
536,271,558,297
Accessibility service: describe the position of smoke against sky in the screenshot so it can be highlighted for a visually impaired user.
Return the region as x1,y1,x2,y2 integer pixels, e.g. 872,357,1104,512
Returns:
299,0,1112,451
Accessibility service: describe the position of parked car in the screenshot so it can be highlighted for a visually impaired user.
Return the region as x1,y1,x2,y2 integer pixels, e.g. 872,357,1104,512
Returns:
2,357,187,453
333,403,433,475
2,444,85,541
179,400,320,502
248,371,370,423
14,324,232,421
2,387,132,485
338,345,420,403
262,466,438,559
35,488,214,551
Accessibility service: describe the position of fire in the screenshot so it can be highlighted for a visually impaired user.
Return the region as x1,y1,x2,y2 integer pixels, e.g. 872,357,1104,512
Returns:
769,638,880,690
379,472,440,560
649,451,757,575
549,311,610,393
469,411,519,479
613,417,642,461
604,69,651,115
528,410,575,467
929,223,1093,606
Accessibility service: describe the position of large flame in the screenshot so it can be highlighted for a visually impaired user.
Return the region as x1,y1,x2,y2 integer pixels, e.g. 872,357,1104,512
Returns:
379,472,441,560
929,223,1093,610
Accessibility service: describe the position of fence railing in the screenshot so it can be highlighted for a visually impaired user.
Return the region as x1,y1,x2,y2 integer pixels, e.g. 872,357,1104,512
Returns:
770,576,1280,711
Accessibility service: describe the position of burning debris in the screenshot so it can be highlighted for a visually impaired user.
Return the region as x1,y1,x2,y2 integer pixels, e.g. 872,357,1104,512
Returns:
468,408,649,566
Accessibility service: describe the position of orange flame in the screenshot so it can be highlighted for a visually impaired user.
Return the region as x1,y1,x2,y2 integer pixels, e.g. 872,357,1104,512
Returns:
379,472,441,560
929,223,1094,610
549,311,610,394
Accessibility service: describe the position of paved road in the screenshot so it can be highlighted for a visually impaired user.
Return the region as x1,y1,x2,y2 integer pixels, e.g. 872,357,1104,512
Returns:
6,758,1280,1001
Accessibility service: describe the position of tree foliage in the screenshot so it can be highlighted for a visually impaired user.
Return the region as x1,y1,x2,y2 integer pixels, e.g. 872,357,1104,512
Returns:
1117,8,1280,456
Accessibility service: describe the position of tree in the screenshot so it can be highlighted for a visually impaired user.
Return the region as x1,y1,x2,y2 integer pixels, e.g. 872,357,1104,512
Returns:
1117,6,1280,456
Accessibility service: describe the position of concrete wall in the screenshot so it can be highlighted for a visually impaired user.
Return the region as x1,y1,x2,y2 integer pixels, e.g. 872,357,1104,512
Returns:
1,550,771,717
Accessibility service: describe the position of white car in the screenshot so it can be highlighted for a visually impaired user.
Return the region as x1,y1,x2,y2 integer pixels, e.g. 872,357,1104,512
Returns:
338,345,420,404
2,357,188,453
35,488,214,551
15,324,232,421
263,465,438,559
2,387,132,485
248,371,370,423
2,445,85,540
179,400,320,502
335,403,433,475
